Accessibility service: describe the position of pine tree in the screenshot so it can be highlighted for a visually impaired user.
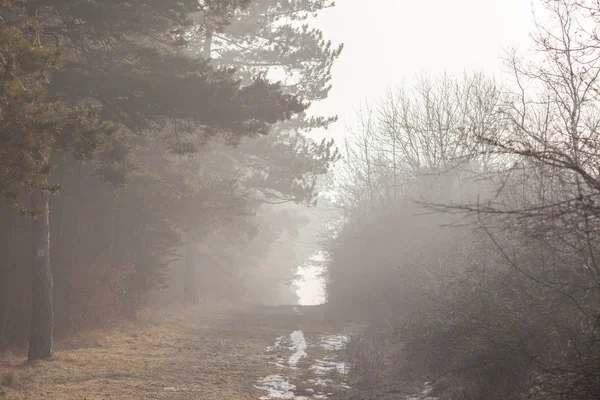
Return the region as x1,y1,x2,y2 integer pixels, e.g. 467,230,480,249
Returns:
173,0,343,303
1,0,308,360
202,0,342,104
192,0,343,204
0,8,116,360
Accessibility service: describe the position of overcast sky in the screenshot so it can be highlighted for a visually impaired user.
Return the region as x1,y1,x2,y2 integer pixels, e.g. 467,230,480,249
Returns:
296,0,538,305
310,0,536,140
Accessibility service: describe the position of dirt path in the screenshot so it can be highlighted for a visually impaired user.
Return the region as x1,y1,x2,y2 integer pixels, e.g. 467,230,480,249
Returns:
0,303,351,400
255,327,350,398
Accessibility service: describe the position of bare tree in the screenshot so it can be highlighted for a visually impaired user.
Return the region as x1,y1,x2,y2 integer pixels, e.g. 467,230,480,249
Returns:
334,72,503,218
440,1,600,397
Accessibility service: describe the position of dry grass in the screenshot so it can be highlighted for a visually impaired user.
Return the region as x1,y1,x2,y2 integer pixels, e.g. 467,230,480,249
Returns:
0,301,291,399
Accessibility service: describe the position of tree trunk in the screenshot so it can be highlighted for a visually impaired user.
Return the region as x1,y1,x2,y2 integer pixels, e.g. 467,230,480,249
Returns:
183,237,197,305
28,189,53,361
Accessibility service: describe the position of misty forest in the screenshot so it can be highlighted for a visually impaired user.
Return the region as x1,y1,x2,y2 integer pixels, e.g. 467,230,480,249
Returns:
1,0,600,399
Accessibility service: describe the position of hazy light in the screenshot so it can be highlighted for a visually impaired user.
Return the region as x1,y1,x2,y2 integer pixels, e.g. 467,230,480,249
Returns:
295,0,535,304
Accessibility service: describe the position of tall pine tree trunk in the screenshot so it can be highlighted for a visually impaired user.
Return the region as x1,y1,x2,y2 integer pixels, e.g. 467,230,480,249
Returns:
28,188,53,361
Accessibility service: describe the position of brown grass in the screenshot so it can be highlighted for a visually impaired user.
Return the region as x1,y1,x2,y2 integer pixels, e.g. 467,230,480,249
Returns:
0,301,292,400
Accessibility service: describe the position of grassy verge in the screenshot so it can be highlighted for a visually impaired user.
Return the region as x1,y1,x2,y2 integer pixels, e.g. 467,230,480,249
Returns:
0,302,288,399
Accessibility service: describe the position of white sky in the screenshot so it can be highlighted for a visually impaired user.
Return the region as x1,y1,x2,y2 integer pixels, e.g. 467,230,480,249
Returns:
296,0,538,305
310,0,536,141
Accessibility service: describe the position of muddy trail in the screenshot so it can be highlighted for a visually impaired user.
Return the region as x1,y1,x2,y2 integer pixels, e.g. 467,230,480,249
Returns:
0,303,353,400
255,306,351,400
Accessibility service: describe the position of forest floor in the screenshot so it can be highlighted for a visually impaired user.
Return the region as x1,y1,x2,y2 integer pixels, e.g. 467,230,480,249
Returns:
0,302,354,400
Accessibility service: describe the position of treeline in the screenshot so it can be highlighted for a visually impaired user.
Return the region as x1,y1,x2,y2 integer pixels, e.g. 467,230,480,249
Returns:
0,0,341,361
326,1,600,399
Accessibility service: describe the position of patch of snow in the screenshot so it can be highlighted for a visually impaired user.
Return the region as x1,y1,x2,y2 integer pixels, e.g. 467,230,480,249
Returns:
258,330,351,400
288,331,307,367
310,358,347,375
307,378,331,386
255,375,296,399
319,334,348,351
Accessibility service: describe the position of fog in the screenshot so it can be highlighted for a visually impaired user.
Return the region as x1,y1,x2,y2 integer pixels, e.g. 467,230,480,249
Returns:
298,0,536,306
2,1,600,399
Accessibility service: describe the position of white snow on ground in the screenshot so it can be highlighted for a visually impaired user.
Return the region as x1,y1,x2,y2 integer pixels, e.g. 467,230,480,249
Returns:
310,358,347,375
255,375,297,399
306,378,331,386
265,331,308,368
269,359,288,369
257,330,350,399
288,331,308,367
319,334,348,351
